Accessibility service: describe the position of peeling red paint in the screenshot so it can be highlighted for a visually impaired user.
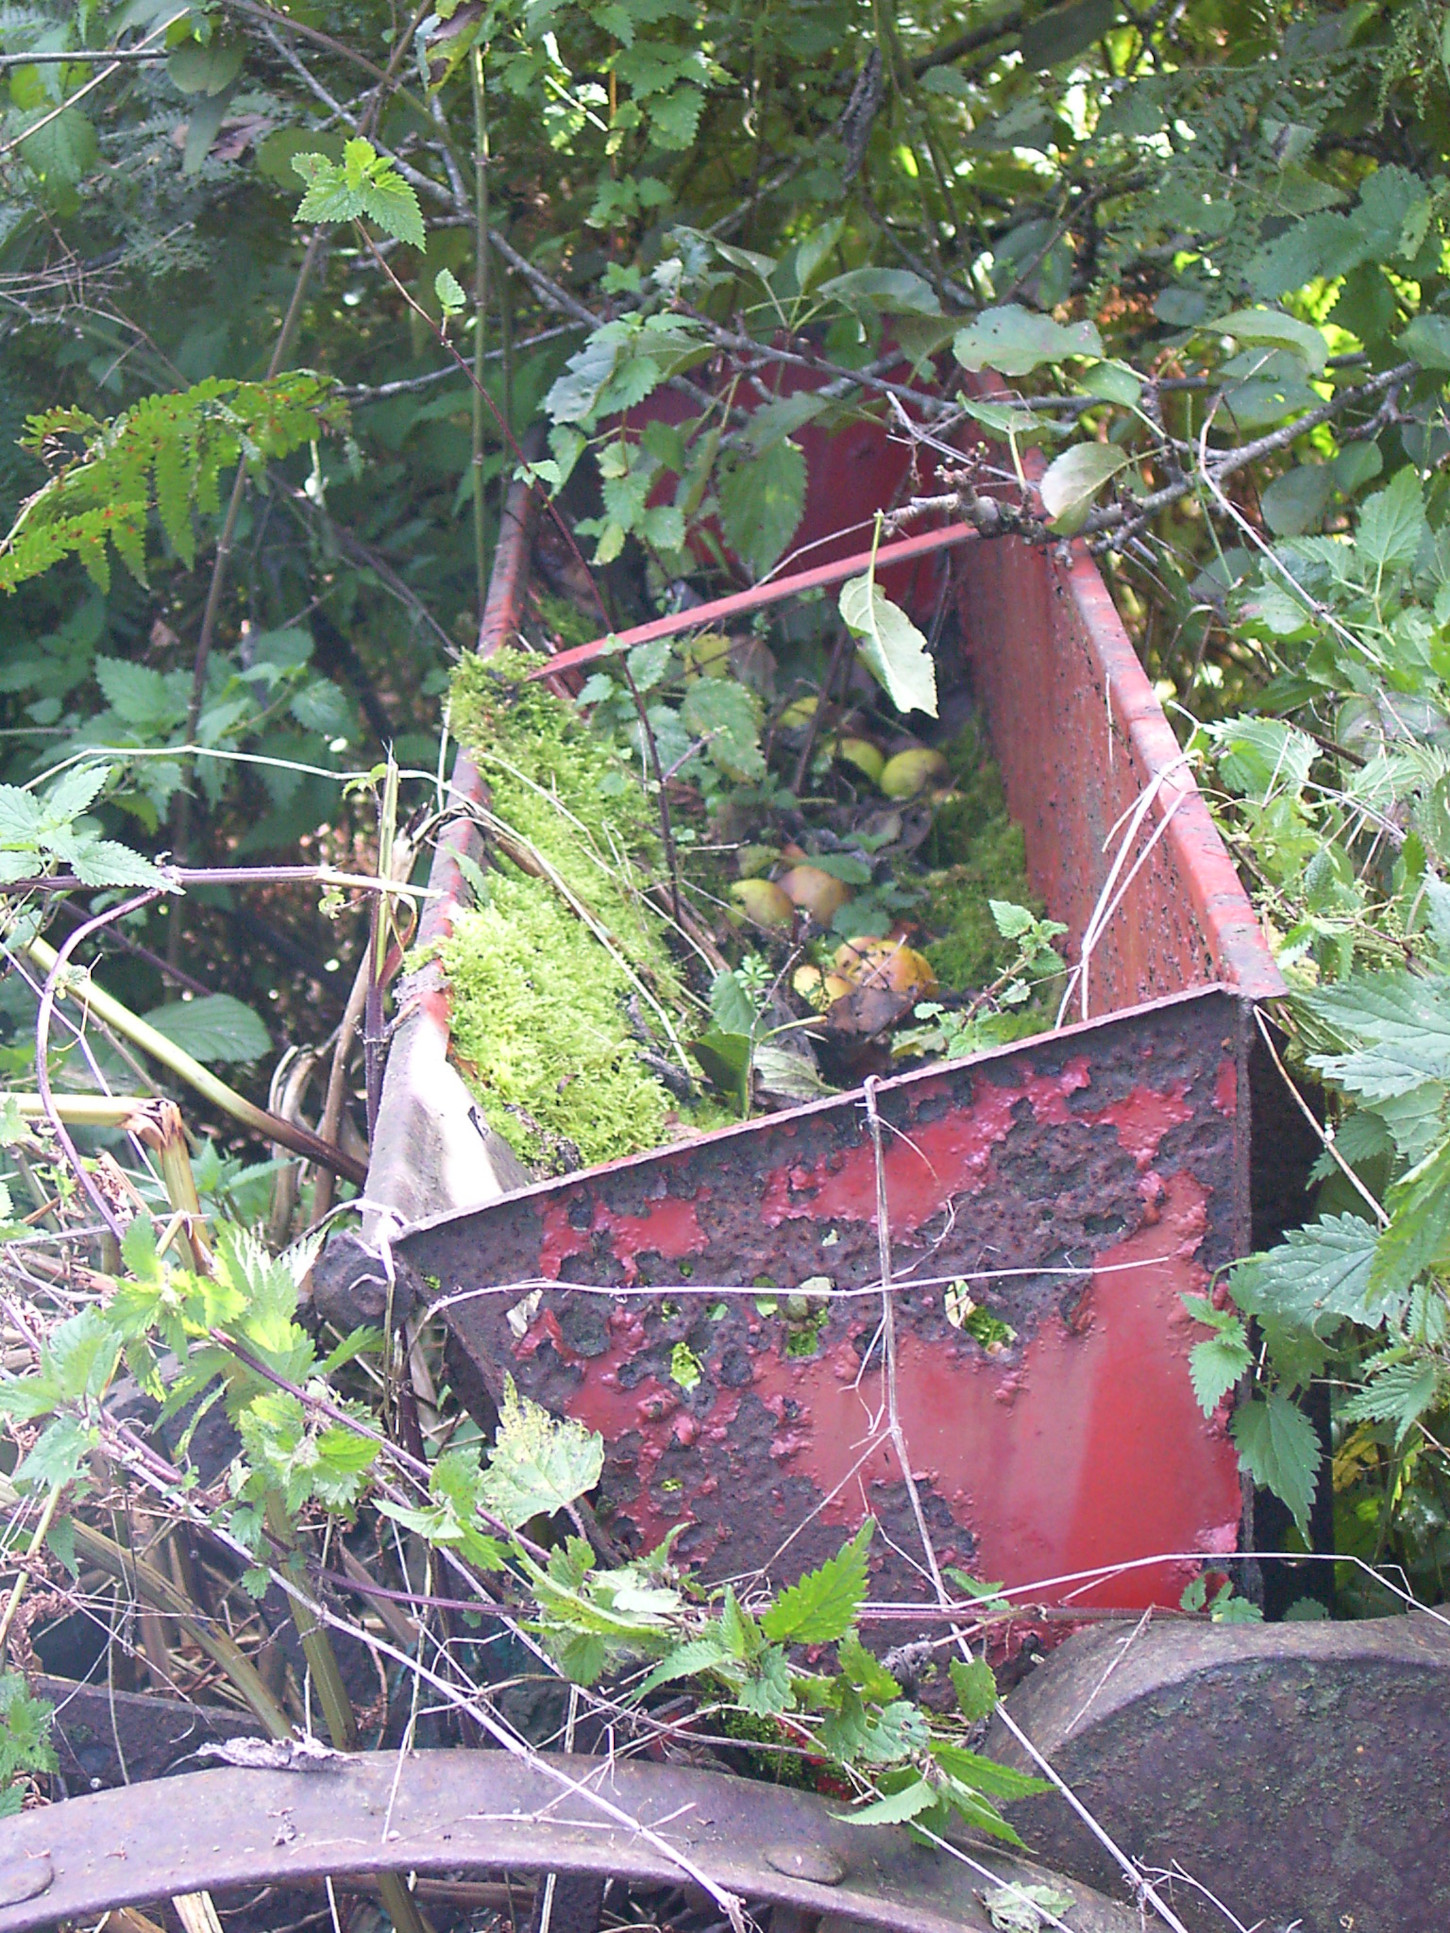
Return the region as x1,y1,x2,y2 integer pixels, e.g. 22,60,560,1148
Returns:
1088,1080,1194,1170
744,1169,1236,1608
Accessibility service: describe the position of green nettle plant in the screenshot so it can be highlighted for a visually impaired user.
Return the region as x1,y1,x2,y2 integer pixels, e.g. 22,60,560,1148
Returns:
0,1213,1044,1838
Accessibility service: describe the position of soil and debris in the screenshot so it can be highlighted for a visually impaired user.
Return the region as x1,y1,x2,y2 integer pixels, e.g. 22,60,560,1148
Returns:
434,590,1064,1179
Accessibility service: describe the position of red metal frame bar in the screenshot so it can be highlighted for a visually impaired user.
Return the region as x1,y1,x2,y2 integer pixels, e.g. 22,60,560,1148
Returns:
530,518,979,678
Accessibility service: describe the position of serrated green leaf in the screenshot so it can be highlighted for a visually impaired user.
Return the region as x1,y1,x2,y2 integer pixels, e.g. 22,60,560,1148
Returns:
1231,1390,1321,1531
761,1521,873,1645
1338,1356,1443,1444
949,1655,998,1721
837,1633,901,1701
482,1376,604,1528
1229,1214,1392,1330
435,266,467,314
1188,1323,1252,1415
837,1775,938,1825
717,437,806,580
839,575,937,718
358,169,426,249
635,1635,729,1697
680,677,764,780
1356,469,1425,573
141,994,272,1066
738,1644,792,1715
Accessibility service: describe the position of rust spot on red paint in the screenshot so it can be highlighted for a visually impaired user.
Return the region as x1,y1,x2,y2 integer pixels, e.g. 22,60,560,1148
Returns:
1089,1080,1195,1170
1213,1054,1237,1115
536,1193,707,1284
742,1168,1237,1608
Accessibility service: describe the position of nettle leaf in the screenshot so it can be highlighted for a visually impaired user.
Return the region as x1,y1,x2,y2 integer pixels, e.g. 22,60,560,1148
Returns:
839,575,938,718
1305,972,1450,1101
837,1776,937,1826
1038,441,1130,533
761,1521,873,1645
1231,1390,1321,1531
952,304,1102,377
1188,1321,1252,1415
949,1655,998,1722
737,1643,792,1716
717,437,806,580
679,676,765,780
1229,1214,1394,1332
635,1634,729,1697
482,1376,604,1528
1340,1355,1444,1444
1373,1136,1450,1298
141,994,272,1066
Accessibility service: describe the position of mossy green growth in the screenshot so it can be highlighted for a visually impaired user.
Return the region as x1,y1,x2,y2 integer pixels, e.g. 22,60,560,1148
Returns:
442,874,671,1168
439,648,693,1169
448,646,672,985
920,718,1046,993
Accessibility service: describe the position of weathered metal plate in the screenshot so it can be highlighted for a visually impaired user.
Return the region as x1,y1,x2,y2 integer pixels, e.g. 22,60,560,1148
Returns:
404,985,1248,1608
38,1676,262,1791
989,1608,1450,1931
0,1748,1138,1933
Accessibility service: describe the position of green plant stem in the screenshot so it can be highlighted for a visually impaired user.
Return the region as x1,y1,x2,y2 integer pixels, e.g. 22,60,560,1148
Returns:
264,1502,430,1933
0,1472,292,1739
18,930,367,1184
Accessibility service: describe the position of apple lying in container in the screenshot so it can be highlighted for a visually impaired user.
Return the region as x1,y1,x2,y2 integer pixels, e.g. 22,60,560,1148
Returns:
834,934,938,996
777,864,852,926
729,879,795,930
879,747,950,798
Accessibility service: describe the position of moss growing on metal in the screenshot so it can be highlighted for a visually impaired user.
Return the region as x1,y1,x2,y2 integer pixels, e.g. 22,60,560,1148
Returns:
439,648,692,1170
442,874,672,1169
921,718,1046,993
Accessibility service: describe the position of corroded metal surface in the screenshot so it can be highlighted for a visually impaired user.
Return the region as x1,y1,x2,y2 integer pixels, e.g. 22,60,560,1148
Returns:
370,387,1287,1614
0,1748,1138,1933
988,1609,1450,1932
39,1676,262,1791
405,988,1248,1609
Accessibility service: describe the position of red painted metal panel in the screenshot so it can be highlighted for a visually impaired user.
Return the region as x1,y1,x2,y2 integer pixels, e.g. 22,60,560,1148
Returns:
404,988,1248,1611
371,384,1282,1615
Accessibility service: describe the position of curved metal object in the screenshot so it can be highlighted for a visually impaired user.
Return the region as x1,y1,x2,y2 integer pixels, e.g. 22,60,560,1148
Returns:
0,1749,1136,1933
990,1608,1450,1932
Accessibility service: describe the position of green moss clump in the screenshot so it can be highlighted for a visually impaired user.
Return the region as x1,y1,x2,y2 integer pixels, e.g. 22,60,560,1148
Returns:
448,647,672,985
920,719,1046,993
439,648,692,1169
442,875,670,1168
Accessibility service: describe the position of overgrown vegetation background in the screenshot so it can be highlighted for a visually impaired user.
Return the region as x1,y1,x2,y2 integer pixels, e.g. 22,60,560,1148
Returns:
1,0,1450,1863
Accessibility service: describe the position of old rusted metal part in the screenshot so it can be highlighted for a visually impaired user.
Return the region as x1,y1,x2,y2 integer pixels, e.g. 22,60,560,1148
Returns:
533,519,981,681
37,1676,263,1792
379,390,1286,1610
406,987,1249,1610
0,1748,1137,1933
988,1608,1450,1932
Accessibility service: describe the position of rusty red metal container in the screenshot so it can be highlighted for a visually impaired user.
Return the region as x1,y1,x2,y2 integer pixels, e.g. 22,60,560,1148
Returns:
378,411,1284,1617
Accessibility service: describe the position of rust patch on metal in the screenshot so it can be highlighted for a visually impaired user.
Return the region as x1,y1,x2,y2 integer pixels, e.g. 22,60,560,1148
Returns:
405,987,1247,1609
